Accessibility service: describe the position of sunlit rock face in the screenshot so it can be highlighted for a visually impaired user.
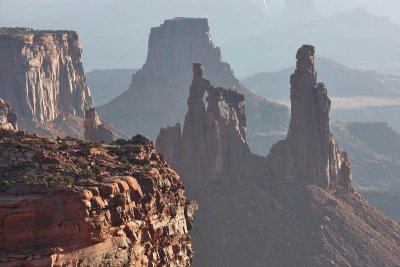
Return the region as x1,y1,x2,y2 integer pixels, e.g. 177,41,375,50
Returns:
266,45,352,190
0,133,197,266
0,28,93,123
157,64,251,180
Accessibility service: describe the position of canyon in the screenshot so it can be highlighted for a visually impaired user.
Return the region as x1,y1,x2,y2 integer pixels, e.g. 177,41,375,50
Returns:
0,98,17,131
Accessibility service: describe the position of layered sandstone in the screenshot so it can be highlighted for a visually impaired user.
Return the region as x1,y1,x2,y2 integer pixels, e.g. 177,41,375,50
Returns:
0,98,17,131
0,27,96,139
266,45,352,190
0,28,93,122
157,64,251,180
0,131,196,266
84,108,114,143
98,18,289,154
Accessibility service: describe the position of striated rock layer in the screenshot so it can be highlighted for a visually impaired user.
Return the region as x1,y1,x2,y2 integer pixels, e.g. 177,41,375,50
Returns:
0,27,93,122
0,131,196,266
98,18,289,154
84,108,114,143
0,98,17,131
157,64,251,180
266,45,352,190
0,27,97,139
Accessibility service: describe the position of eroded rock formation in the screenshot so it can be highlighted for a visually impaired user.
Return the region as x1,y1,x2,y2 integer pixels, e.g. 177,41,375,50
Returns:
157,64,251,180
266,45,352,190
84,108,114,144
0,27,98,139
0,131,196,266
0,98,17,131
169,46,400,267
0,28,93,122
98,18,289,154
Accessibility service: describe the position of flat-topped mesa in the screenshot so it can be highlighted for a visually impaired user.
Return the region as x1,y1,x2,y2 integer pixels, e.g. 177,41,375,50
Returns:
0,98,17,131
0,27,93,123
84,108,114,144
157,64,251,180
267,45,352,191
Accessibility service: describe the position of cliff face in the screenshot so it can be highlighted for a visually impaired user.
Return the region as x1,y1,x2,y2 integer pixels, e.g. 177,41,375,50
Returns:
98,18,289,154
0,28,93,122
0,131,196,266
0,98,17,131
157,64,251,180
266,45,352,190
84,108,114,144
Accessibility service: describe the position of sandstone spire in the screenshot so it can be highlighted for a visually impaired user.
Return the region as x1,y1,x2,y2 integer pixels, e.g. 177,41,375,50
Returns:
157,63,251,180
266,45,352,190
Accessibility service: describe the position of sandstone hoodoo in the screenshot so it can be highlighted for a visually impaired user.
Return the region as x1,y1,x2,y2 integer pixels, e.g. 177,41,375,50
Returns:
98,18,289,155
157,63,251,180
266,45,352,190
0,98,17,131
84,107,114,144
0,131,196,266
0,27,94,137
165,47,400,267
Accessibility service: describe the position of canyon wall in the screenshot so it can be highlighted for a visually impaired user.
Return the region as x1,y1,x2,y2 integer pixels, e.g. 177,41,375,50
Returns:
157,64,251,180
0,27,98,139
0,27,93,122
0,132,196,266
98,18,289,154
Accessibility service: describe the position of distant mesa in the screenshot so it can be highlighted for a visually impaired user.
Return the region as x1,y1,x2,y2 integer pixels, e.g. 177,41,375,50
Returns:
98,17,290,156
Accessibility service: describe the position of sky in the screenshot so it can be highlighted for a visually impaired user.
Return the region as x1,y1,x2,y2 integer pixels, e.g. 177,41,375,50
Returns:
1,0,400,76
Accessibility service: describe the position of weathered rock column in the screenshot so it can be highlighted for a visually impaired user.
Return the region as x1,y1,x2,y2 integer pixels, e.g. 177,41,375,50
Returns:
267,45,352,191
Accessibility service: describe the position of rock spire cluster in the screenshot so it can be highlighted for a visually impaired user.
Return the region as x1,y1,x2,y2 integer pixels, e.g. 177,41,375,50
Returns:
157,63,251,180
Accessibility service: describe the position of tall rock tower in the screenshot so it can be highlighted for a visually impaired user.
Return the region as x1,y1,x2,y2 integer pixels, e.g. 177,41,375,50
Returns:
266,45,352,190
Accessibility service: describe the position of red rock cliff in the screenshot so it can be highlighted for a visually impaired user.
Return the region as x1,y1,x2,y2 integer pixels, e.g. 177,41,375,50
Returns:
0,131,196,266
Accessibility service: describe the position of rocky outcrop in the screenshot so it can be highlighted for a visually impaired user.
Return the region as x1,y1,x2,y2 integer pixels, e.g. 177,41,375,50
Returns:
266,45,352,190
84,108,114,143
0,98,17,131
98,18,289,154
0,131,196,266
157,64,251,180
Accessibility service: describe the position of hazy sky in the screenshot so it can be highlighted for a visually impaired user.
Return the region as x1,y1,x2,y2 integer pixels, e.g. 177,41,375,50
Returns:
1,0,399,75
